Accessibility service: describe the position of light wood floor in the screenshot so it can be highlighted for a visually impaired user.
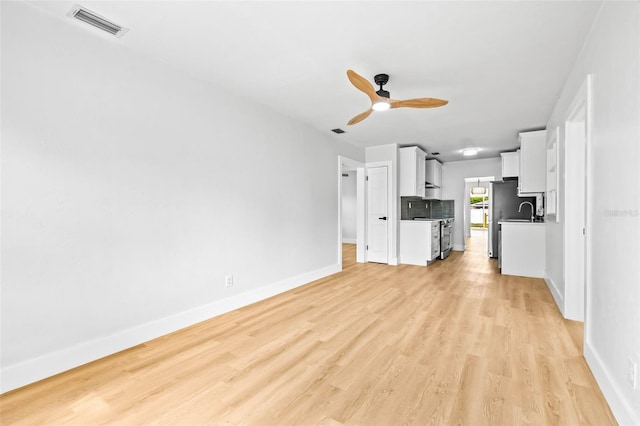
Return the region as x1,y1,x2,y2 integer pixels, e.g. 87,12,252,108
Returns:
0,233,616,425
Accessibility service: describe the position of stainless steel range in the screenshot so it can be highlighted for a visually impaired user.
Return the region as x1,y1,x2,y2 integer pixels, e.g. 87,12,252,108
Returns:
440,218,454,259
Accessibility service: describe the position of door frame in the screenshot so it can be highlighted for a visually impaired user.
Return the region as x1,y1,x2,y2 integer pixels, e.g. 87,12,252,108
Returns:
338,156,365,267
365,160,395,264
563,75,592,323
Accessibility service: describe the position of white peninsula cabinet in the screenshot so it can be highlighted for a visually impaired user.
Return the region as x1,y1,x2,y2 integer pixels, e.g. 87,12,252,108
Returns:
399,147,427,198
400,220,440,266
499,221,545,278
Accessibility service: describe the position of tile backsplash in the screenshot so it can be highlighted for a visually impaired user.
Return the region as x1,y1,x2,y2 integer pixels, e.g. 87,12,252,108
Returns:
401,197,454,220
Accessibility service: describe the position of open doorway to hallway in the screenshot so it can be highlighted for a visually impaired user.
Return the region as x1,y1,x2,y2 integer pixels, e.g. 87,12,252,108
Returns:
470,191,489,230
340,169,357,269
339,156,364,268
464,176,494,248
469,183,489,247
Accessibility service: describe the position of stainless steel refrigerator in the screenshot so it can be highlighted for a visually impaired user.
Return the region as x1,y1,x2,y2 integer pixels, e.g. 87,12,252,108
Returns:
487,180,536,258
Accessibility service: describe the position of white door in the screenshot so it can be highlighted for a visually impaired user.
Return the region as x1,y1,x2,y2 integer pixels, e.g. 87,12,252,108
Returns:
565,110,587,321
564,76,591,322
367,166,388,263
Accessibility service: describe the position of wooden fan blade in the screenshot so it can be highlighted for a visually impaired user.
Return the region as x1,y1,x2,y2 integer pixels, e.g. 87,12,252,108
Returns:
347,69,378,103
390,98,448,109
347,109,373,125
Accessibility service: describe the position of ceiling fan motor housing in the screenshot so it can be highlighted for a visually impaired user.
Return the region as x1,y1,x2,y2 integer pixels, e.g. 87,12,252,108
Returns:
374,73,390,98
373,74,390,98
374,73,389,85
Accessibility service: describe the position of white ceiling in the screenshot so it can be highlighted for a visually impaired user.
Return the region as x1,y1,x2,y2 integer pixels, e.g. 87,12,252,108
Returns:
30,1,602,162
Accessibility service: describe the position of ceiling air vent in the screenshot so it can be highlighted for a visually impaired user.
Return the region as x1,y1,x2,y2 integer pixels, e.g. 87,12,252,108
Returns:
331,128,346,134
68,5,128,38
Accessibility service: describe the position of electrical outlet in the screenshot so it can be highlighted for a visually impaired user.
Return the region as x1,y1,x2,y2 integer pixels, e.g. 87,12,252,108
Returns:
225,275,233,288
628,357,638,389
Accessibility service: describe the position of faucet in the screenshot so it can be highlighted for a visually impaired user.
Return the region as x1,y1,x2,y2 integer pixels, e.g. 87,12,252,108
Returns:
518,201,535,222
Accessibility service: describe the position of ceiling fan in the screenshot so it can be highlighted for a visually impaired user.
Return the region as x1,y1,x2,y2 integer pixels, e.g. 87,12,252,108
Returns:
346,69,448,125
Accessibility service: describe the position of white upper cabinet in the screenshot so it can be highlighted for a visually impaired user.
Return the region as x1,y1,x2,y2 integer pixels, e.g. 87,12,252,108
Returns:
500,151,520,178
518,130,546,195
425,159,442,187
399,146,427,198
424,159,442,200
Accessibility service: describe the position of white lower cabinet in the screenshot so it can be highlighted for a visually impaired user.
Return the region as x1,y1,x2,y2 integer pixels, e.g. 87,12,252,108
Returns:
499,222,545,278
400,220,440,266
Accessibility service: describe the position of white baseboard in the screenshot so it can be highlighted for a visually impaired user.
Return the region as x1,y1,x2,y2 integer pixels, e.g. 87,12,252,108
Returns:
544,276,565,316
341,238,356,244
585,342,639,426
453,244,465,251
0,263,340,394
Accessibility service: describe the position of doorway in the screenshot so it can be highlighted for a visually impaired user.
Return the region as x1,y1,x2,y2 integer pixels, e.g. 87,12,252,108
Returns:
339,156,365,268
464,176,494,250
563,75,591,323
470,182,489,230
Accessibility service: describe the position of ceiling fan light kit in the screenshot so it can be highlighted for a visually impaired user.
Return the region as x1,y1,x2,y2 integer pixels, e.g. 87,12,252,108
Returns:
346,69,448,125
372,101,390,111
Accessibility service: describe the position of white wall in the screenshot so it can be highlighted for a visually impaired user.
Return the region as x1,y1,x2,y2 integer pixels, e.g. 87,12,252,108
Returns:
0,2,364,392
441,158,502,251
341,172,357,243
544,3,640,424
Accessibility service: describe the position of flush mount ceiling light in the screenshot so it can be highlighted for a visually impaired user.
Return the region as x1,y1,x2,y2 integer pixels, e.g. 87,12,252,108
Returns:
68,5,128,38
462,148,479,156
